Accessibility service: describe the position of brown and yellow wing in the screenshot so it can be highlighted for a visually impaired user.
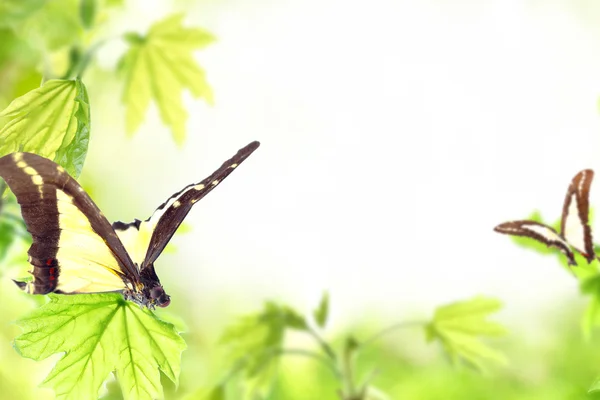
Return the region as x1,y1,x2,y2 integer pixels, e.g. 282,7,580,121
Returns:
0,152,140,294
112,141,261,269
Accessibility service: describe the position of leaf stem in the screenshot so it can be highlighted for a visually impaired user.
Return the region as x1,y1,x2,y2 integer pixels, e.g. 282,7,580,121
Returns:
359,320,426,350
342,346,356,396
308,325,338,362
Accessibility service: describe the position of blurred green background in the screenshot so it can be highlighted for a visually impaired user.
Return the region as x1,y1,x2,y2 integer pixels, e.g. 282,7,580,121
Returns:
4,0,600,399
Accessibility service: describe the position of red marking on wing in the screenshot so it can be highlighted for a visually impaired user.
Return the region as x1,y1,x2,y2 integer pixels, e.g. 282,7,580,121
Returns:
46,259,53,266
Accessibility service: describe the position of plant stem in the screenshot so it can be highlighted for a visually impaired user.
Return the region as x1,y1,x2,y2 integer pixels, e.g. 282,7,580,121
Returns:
359,320,426,350
308,325,338,362
62,39,110,80
342,346,356,395
340,337,361,400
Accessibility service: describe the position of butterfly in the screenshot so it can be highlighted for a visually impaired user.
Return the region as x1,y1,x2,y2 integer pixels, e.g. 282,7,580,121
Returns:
494,169,597,266
0,141,260,308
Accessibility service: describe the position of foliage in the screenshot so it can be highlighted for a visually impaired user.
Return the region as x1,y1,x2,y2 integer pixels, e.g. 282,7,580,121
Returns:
14,293,186,400
499,209,600,394
3,2,592,400
119,13,215,145
0,0,215,157
425,296,508,371
0,2,217,399
504,211,600,339
0,79,90,177
204,293,507,400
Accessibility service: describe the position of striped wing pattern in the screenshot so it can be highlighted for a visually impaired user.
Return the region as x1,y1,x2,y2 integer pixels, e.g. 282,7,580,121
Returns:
0,152,139,294
494,169,596,266
0,141,260,307
113,141,260,269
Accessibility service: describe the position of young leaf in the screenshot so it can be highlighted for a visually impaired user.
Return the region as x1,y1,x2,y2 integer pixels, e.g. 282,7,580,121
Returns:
220,301,308,396
14,293,186,400
0,79,91,177
79,0,97,29
313,291,329,329
118,13,215,145
424,296,507,371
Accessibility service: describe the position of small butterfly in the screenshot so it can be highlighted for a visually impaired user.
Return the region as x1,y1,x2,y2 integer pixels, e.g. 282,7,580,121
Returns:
494,169,597,266
0,141,260,308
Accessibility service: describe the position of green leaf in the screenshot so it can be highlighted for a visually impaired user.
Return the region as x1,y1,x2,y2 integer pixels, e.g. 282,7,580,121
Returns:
425,296,508,371
313,291,329,329
7,0,83,51
0,0,45,28
118,13,215,145
0,78,91,177
220,301,308,396
14,293,186,400
79,0,97,29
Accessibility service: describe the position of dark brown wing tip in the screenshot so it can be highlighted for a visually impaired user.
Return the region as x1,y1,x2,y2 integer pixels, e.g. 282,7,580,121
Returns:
493,222,513,233
12,279,26,291
232,141,260,164
242,141,260,154
573,169,594,183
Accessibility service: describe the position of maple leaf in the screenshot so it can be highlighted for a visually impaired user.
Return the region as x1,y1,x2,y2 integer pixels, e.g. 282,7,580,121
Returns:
119,13,215,145
14,293,186,400
0,78,90,177
425,296,507,371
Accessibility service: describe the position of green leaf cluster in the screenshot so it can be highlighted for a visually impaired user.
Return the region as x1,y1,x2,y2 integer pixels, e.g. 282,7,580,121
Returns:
219,301,310,396
14,293,186,400
206,294,507,400
425,296,507,371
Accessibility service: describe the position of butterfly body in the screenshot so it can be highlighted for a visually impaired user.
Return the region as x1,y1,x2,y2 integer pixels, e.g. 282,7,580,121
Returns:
495,169,597,266
0,141,260,308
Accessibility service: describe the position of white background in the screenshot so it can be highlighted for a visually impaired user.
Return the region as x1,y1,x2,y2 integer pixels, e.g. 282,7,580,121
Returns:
84,0,600,336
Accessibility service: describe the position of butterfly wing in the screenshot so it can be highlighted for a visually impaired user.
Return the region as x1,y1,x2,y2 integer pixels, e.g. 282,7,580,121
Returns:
113,141,260,269
560,169,595,263
494,220,577,266
0,152,140,294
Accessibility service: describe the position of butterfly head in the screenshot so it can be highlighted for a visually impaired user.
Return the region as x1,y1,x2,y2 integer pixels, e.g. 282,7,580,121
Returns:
138,263,171,308
150,285,171,308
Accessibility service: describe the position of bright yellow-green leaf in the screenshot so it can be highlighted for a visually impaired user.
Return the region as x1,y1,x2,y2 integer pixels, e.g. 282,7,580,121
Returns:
0,78,90,177
220,301,308,397
119,13,215,145
79,0,97,29
14,293,186,400
425,296,508,371
313,291,329,329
